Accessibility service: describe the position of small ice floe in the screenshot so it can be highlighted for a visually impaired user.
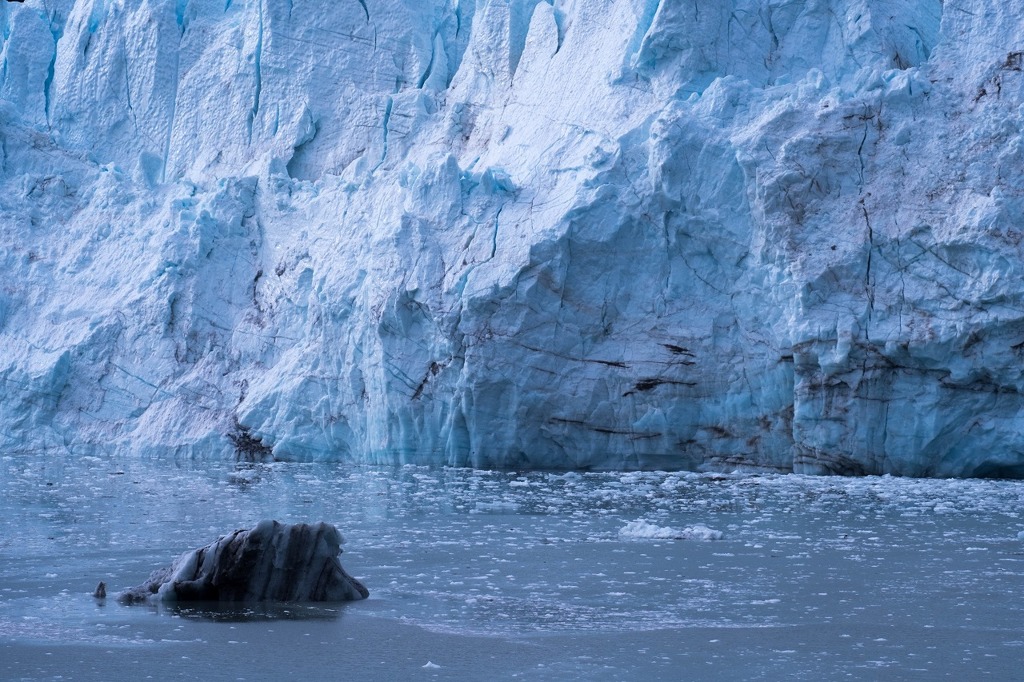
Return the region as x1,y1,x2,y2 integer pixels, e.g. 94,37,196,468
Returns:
472,501,519,513
227,468,262,486
423,661,441,669
117,520,367,604
1016,530,1024,541
618,520,723,541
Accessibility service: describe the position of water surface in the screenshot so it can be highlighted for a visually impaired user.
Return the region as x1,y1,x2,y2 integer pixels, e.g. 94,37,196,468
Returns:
3,454,1023,679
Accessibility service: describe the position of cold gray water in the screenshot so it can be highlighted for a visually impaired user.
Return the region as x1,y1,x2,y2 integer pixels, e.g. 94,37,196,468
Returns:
2,453,1023,680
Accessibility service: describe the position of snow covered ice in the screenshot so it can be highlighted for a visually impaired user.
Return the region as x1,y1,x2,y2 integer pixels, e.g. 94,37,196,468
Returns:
2,2,1024,473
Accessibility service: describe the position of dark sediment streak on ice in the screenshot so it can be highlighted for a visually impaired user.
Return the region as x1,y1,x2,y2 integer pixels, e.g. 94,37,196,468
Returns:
118,520,368,603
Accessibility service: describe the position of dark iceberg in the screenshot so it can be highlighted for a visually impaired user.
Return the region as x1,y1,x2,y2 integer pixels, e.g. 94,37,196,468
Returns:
118,520,368,603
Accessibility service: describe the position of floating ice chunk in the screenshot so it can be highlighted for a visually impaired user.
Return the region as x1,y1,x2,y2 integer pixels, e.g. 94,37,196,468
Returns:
117,521,368,604
472,500,519,513
423,661,441,669
618,520,723,541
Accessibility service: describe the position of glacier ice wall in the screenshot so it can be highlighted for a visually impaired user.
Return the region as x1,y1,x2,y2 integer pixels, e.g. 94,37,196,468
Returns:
2,0,1023,476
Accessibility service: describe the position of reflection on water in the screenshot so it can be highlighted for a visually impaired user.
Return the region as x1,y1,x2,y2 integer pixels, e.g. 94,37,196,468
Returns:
3,452,1024,679
165,602,346,623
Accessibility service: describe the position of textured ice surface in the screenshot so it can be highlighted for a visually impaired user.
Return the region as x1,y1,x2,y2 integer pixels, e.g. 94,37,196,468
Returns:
117,520,368,603
1,1,1023,475
3,454,1024,679
619,520,723,541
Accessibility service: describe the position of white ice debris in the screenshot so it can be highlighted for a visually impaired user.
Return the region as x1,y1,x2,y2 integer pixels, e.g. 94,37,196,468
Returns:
619,520,723,541
1,1,1023,476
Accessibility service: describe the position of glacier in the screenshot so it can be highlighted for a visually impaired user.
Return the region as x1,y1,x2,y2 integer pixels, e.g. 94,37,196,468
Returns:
1,0,1023,476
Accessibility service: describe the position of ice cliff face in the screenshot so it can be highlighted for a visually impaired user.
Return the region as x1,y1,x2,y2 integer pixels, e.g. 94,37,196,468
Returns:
2,0,1023,477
